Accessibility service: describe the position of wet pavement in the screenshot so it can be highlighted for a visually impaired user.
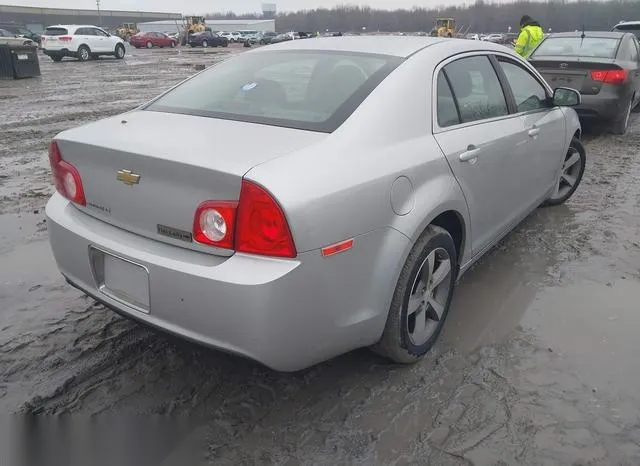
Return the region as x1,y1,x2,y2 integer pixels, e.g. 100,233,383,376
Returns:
1,46,640,465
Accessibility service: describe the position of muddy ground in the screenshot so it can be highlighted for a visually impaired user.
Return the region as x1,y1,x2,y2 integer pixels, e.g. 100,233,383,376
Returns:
1,45,640,465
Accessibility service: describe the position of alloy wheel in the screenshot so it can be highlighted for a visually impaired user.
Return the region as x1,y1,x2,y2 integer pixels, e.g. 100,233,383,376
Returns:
406,247,452,346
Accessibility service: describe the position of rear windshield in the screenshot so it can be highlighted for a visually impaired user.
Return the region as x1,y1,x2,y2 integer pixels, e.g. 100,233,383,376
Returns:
44,27,68,36
532,37,620,58
144,50,402,133
613,24,640,38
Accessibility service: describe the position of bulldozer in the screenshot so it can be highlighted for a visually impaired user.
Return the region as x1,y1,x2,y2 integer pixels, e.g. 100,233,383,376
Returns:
116,23,138,41
181,16,207,45
430,18,456,38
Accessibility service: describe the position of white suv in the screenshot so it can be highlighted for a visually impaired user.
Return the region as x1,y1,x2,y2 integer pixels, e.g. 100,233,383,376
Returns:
41,25,125,62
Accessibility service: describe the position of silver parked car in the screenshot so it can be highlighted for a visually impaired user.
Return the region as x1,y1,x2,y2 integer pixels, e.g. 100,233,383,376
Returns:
46,37,585,371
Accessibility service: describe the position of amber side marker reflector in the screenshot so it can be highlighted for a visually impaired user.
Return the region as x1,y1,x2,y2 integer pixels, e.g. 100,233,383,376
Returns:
321,239,354,257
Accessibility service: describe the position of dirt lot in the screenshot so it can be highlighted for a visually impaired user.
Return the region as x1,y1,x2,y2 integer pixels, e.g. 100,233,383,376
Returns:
1,45,640,465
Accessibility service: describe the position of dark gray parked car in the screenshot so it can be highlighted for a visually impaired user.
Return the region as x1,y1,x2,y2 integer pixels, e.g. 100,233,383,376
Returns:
529,31,640,134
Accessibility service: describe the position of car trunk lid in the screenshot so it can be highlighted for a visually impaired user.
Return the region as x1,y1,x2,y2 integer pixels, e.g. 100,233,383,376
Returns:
55,110,326,255
530,57,621,95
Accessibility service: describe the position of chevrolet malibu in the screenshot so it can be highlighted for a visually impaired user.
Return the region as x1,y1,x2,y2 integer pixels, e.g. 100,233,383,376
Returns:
46,37,586,371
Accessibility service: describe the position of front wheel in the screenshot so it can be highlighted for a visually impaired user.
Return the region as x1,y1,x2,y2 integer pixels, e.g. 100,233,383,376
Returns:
373,225,457,364
542,137,586,207
115,44,125,59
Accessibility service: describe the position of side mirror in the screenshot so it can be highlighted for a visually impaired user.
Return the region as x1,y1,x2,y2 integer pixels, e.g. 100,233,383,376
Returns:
553,87,581,107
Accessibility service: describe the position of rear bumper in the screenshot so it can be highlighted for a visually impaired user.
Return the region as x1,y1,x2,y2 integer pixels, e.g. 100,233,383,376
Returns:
42,48,74,57
573,89,632,121
46,193,408,371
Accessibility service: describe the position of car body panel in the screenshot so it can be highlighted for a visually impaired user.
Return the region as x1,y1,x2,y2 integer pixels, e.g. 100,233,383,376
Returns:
46,37,582,370
130,32,175,48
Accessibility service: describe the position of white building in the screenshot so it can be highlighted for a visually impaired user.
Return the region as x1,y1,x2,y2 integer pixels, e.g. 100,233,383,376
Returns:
137,19,276,35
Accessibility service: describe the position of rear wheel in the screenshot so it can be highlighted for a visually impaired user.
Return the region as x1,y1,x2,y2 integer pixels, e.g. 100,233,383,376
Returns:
374,225,457,364
115,44,125,59
50,54,63,62
611,98,632,135
77,45,91,62
542,137,586,207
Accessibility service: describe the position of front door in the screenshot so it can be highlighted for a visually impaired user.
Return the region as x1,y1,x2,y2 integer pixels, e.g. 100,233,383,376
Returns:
433,54,532,255
495,57,566,200
91,27,110,52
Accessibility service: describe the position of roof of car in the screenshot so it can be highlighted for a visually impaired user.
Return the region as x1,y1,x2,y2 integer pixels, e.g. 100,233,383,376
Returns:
45,25,104,29
614,21,640,26
548,31,628,38
257,35,516,58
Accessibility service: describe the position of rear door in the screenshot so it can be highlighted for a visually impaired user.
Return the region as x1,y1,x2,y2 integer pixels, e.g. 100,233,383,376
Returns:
495,56,566,197
433,54,532,255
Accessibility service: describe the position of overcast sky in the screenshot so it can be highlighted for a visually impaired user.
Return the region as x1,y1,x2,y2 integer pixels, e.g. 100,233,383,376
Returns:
6,0,478,14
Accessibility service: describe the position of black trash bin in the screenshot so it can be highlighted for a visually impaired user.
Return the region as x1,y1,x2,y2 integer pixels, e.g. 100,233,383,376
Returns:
0,44,41,79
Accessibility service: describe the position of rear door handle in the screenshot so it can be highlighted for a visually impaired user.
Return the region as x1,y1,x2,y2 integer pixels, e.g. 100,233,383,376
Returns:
459,145,480,162
528,127,541,137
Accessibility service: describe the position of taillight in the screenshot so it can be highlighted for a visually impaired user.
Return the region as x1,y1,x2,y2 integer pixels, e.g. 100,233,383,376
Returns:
48,141,86,206
236,181,297,258
590,69,628,85
193,201,237,249
59,36,73,42
193,180,297,258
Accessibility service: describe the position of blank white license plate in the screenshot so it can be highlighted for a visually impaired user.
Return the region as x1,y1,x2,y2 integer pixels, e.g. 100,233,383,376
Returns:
98,252,150,312
17,54,29,60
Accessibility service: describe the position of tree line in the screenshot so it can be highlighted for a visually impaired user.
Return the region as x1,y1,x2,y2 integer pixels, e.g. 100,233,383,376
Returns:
206,0,640,34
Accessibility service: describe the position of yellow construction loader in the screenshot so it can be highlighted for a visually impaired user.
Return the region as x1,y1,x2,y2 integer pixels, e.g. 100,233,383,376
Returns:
116,23,138,41
181,16,207,44
430,18,456,38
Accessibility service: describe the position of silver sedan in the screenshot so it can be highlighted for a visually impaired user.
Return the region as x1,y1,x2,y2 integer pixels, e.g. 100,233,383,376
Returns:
46,37,586,371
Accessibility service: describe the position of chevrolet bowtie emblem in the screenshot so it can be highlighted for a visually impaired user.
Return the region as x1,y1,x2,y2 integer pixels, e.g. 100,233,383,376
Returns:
116,169,141,185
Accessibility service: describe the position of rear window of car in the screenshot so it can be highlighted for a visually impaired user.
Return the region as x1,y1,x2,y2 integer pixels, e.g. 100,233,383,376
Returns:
531,37,621,58
613,24,640,38
44,27,69,36
144,50,403,133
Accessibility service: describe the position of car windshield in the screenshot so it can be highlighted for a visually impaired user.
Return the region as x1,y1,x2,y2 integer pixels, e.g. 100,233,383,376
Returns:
531,37,621,58
613,24,640,38
44,27,68,36
145,50,402,133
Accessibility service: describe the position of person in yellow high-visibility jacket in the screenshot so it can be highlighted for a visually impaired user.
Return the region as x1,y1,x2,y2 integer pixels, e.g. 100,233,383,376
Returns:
514,15,544,58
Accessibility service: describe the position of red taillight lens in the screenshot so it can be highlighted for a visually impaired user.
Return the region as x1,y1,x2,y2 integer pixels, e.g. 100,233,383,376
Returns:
59,35,73,42
236,180,297,258
48,141,86,206
193,201,237,249
193,180,296,258
590,69,628,85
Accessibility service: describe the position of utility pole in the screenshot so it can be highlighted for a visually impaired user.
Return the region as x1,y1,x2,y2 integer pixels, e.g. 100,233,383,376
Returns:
96,0,102,26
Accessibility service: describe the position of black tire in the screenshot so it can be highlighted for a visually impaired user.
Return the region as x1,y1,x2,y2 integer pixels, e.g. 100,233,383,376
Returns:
222,42,228,47
77,45,91,62
542,137,586,207
374,225,457,364
611,98,633,135
632,93,640,113
202,40,208,48
50,54,63,62
115,44,125,59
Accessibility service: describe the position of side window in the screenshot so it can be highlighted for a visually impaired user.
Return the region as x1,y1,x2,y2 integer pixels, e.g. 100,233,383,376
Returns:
94,29,108,37
436,72,460,127
75,28,87,35
498,60,549,112
443,56,508,123
630,38,639,62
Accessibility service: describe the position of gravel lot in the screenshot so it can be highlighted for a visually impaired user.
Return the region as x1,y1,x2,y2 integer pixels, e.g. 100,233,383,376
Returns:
1,45,640,465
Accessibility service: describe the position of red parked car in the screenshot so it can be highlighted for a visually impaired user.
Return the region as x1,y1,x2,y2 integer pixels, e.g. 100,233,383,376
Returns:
130,32,176,49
